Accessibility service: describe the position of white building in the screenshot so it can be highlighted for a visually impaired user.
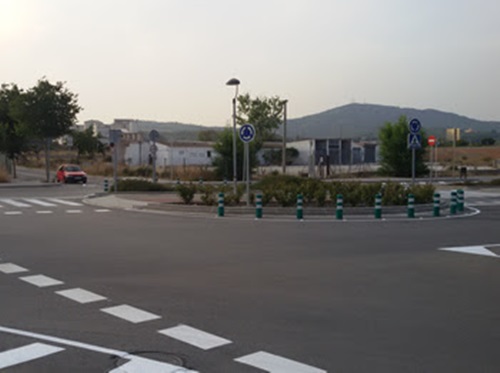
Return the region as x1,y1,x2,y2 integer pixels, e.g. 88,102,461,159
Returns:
124,139,216,167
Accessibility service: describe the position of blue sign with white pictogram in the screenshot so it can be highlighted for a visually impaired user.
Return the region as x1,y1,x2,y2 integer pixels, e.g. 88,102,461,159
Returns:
409,118,421,134
239,123,256,143
407,133,422,149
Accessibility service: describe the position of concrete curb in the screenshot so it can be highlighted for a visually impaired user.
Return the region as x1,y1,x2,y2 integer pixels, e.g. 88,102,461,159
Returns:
0,182,61,189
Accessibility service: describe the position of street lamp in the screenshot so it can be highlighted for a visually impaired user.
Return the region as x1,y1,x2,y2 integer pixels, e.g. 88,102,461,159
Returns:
226,78,240,194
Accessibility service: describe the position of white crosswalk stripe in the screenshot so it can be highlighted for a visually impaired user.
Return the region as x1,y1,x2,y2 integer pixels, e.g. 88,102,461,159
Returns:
0,198,32,207
23,198,58,207
45,198,83,206
0,343,64,369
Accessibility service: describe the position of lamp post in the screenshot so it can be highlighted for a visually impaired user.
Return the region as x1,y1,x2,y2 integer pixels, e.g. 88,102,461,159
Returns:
282,100,288,174
226,78,240,194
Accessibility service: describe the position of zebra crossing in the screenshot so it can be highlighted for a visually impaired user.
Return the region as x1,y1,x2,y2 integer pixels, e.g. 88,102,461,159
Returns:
0,197,111,216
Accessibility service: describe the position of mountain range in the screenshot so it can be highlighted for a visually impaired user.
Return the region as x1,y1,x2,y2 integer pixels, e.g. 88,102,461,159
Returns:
127,103,500,140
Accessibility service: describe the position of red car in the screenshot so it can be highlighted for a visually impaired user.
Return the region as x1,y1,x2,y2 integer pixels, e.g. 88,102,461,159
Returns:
56,164,87,184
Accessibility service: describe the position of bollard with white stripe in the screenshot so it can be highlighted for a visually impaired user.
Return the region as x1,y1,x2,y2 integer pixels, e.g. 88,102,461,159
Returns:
104,179,109,193
450,190,457,215
407,193,415,218
374,193,382,219
433,193,441,217
217,192,224,217
296,194,303,220
457,189,464,212
255,194,263,219
336,194,343,220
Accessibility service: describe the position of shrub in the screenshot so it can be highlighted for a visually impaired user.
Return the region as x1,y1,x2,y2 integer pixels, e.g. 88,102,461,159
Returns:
113,179,167,192
381,182,407,205
274,183,301,207
176,183,197,204
407,184,435,204
199,184,217,206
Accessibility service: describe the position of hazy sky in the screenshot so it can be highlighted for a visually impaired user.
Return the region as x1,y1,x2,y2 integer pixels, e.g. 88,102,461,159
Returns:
1,0,499,125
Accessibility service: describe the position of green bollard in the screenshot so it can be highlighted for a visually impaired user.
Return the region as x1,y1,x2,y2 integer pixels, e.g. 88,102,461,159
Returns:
256,193,263,219
336,194,343,220
217,192,224,217
297,193,304,220
374,193,382,219
433,193,441,217
199,177,204,185
457,189,464,212
407,194,415,218
104,179,109,193
450,190,457,215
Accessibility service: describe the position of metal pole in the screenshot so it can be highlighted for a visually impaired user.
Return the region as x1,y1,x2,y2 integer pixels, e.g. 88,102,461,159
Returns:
412,148,416,185
232,97,238,194
282,100,287,174
152,141,157,183
429,144,433,184
245,142,250,206
113,144,118,192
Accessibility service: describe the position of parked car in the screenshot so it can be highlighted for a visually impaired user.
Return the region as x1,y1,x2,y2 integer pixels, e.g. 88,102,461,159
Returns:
56,164,87,184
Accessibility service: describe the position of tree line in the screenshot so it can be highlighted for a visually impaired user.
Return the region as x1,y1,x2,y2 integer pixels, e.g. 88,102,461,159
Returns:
0,78,81,181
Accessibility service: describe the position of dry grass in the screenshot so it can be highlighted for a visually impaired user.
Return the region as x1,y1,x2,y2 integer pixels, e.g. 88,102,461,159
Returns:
427,146,500,168
0,167,10,183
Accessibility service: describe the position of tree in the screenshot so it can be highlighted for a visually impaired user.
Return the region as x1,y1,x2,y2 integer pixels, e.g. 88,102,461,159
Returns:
480,137,495,146
72,127,104,162
0,84,29,178
378,116,428,177
236,93,285,150
15,79,81,182
212,94,285,180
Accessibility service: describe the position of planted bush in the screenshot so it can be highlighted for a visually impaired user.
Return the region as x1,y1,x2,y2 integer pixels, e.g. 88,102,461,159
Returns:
113,179,167,192
177,183,197,204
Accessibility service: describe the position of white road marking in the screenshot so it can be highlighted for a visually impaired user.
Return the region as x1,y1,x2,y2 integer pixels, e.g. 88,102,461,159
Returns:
66,209,83,214
46,198,83,206
56,288,107,304
4,211,23,215
235,351,327,373
101,304,161,324
158,324,232,350
20,275,64,288
23,198,57,207
95,209,111,213
439,245,499,258
36,210,53,215
0,198,31,207
0,263,29,274
0,326,198,372
0,342,64,370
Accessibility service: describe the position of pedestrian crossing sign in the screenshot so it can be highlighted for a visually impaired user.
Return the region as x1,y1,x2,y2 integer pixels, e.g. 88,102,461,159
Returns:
407,133,422,149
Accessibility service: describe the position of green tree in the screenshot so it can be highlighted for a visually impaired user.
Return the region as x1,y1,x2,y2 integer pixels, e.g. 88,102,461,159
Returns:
378,116,428,177
0,84,30,178
236,93,285,150
72,127,104,162
15,79,81,182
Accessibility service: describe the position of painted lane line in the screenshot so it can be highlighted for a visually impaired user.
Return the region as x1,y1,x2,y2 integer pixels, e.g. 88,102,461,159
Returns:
101,304,161,324
20,275,64,288
0,326,198,373
0,198,31,208
56,288,107,304
95,209,111,213
36,210,53,215
46,198,83,206
4,211,23,215
0,263,29,274
0,342,64,370
235,351,327,373
66,209,83,214
158,324,232,350
439,245,499,258
23,198,57,207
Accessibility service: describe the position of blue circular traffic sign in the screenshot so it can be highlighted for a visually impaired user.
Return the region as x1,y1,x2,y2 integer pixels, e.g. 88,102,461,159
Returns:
409,118,421,133
239,124,256,143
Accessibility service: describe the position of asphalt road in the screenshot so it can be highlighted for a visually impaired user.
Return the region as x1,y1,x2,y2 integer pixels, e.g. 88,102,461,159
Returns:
1,185,500,372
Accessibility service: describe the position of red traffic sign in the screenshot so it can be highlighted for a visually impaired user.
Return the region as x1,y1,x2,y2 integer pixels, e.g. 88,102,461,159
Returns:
428,135,436,147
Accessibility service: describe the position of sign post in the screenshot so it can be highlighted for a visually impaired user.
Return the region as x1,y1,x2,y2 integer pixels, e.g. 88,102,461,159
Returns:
428,135,436,183
239,124,256,206
149,130,160,183
408,119,422,185
109,129,122,192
